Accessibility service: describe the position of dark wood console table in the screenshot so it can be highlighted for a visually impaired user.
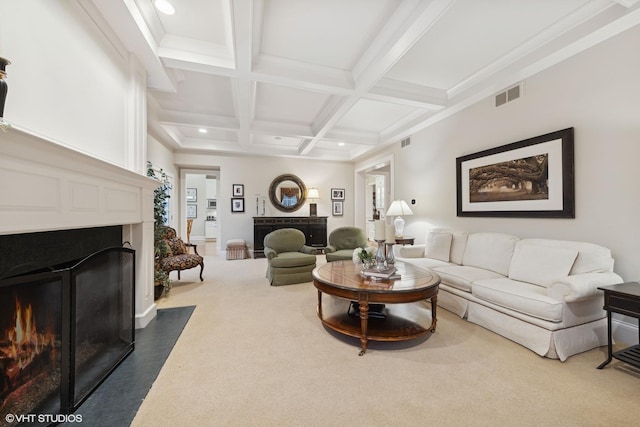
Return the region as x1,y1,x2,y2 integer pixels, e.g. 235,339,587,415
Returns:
254,216,327,258
597,282,640,369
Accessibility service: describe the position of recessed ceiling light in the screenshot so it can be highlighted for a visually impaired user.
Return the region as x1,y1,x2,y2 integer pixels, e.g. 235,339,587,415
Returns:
198,128,208,134
154,0,175,15
338,142,345,146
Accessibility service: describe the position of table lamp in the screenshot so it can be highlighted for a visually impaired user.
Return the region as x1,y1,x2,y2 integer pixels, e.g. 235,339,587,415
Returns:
307,187,320,216
386,200,413,238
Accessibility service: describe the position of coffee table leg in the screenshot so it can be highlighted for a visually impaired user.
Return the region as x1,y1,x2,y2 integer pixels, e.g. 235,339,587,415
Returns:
317,289,323,320
429,295,438,333
358,301,369,356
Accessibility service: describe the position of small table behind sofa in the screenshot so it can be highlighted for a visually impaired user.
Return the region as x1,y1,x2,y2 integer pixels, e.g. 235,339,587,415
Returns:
597,282,640,369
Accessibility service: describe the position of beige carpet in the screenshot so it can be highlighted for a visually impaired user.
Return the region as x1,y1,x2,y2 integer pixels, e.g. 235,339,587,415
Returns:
132,251,640,426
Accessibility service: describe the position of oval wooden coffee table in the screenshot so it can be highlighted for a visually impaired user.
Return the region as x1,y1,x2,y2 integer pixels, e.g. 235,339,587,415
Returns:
312,260,440,355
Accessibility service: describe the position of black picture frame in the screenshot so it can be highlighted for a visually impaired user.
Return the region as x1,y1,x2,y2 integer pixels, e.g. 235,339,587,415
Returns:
456,128,574,218
332,201,343,216
233,184,244,197
231,198,244,213
331,188,345,200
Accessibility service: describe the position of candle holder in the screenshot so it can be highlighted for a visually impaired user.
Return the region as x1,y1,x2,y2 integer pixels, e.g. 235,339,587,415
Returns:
375,240,386,270
385,243,395,265
0,56,10,131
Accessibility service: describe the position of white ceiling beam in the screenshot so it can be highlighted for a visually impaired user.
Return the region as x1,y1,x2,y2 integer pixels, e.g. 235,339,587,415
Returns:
89,0,175,92
448,0,614,99
230,0,255,146
367,78,447,110
253,54,354,95
158,110,239,130
300,0,455,155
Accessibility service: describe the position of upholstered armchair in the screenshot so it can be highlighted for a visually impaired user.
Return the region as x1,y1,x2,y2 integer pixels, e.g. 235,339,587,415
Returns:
264,228,317,286
324,226,368,262
156,226,204,281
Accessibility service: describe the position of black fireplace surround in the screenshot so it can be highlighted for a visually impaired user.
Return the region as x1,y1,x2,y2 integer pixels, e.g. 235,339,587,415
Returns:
0,227,134,426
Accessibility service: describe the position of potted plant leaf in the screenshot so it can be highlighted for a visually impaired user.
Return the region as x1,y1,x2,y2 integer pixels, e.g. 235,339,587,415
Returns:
147,161,172,299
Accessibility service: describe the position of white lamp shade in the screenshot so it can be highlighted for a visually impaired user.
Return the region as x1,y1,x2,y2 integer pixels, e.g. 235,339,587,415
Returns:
307,188,320,200
386,200,413,216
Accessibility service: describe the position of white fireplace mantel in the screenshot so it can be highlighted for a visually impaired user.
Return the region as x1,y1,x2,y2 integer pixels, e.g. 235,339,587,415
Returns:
0,124,159,328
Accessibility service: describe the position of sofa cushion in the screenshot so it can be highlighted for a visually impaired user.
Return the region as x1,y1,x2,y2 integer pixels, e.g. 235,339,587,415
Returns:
472,278,564,322
402,257,451,270
449,231,469,265
433,265,504,292
509,243,578,287
424,231,452,262
462,233,519,276
519,238,614,274
269,252,316,268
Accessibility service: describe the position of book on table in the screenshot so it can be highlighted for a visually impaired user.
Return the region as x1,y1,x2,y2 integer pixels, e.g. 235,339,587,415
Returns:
361,266,398,279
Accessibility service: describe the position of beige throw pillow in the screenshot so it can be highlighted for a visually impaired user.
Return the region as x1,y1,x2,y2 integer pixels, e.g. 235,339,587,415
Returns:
424,231,452,262
509,243,578,287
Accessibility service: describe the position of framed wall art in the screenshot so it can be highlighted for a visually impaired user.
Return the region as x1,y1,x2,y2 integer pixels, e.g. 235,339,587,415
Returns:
332,201,343,216
187,204,197,219
331,188,345,200
456,128,574,218
231,198,245,213
186,188,197,202
233,184,244,197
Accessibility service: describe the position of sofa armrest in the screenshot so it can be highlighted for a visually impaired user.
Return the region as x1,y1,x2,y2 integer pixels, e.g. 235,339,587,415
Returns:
300,245,318,255
547,272,624,302
397,244,425,258
264,247,278,259
324,245,337,254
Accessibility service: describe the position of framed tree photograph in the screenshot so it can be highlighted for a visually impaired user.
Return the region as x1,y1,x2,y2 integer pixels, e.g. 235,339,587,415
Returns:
233,184,244,197
332,201,343,216
331,188,345,200
231,198,244,213
186,188,197,202
456,128,574,218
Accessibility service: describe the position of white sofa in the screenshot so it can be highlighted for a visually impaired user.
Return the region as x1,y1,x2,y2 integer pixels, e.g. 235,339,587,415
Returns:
396,230,623,361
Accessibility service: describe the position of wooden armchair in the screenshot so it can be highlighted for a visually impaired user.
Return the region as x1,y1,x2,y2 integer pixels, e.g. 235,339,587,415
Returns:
156,226,204,281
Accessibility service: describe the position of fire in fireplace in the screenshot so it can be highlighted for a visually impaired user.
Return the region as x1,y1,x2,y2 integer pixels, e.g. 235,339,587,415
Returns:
0,273,63,421
0,246,134,426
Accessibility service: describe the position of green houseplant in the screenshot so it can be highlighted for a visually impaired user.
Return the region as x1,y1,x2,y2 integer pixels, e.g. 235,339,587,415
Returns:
147,161,172,299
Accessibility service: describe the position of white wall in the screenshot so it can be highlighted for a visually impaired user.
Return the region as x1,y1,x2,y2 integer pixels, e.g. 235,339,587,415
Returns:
0,1,129,167
357,24,640,282
174,153,354,251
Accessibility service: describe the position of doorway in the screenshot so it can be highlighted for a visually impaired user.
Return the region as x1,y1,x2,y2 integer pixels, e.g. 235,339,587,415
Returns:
182,169,219,246
354,155,393,240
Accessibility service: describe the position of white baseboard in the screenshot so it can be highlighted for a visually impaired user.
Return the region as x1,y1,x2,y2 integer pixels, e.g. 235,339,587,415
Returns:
135,303,157,329
612,316,638,346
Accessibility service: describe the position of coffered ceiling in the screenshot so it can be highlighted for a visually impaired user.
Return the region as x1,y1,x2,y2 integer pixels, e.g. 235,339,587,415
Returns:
88,0,640,161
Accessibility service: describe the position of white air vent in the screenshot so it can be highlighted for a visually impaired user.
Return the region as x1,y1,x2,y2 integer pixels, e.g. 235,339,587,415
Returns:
400,137,411,148
495,83,522,107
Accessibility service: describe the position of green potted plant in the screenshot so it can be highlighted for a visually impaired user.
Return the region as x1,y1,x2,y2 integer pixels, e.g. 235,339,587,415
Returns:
147,161,172,299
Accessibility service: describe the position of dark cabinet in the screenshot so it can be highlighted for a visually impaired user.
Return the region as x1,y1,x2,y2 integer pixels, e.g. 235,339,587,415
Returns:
254,216,327,258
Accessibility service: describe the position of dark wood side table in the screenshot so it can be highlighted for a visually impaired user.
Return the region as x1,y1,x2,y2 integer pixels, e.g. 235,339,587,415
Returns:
597,282,640,369
395,236,415,245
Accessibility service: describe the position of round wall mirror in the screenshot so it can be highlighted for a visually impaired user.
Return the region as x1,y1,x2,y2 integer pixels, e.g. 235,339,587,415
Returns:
269,174,307,213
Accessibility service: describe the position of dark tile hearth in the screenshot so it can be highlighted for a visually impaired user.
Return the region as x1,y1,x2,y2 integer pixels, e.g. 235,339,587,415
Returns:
60,306,195,427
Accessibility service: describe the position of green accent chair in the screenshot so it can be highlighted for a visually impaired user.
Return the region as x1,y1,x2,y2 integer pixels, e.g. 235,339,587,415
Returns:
324,226,368,262
264,228,317,286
